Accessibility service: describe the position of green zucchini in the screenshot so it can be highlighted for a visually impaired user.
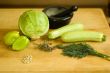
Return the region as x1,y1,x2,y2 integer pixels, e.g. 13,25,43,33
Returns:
48,23,84,39
61,31,105,42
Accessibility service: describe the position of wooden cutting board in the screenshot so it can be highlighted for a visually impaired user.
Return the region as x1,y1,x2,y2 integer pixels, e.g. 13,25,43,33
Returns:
0,8,110,73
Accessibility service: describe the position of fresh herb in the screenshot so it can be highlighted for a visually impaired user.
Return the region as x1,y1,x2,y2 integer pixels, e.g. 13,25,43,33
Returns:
37,40,54,52
56,43,110,61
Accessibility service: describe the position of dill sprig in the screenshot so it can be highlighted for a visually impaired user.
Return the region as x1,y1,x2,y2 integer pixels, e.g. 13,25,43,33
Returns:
37,40,53,52
56,43,110,61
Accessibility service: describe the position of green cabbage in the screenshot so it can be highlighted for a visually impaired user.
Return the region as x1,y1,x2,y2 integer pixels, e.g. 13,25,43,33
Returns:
18,10,49,39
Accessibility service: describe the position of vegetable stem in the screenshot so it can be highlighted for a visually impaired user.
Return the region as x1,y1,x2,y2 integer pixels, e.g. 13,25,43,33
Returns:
56,43,110,61
92,51,110,61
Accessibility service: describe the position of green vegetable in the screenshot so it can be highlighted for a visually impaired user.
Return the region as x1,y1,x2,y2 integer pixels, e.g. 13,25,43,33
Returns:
48,23,84,39
57,43,110,61
19,10,49,39
37,40,53,52
4,31,20,45
61,31,105,42
12,36,30,51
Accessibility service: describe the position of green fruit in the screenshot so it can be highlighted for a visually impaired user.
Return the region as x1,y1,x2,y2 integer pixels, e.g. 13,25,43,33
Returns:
19,10,49,39
4,31,20,45
61,31,105,42
12,36,30,51
48,23,84,39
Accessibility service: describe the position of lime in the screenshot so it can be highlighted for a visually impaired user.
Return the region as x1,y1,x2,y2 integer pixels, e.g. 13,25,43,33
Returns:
4,31,20,45
12,36,30,51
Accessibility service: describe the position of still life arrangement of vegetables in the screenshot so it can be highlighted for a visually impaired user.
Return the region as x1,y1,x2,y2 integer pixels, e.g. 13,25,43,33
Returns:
3,8,110,62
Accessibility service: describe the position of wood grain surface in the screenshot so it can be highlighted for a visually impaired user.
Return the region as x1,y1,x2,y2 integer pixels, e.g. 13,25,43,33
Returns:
0,8,110,73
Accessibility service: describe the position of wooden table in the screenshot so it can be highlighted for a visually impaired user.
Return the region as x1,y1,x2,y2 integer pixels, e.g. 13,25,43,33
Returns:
0,8,110,73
